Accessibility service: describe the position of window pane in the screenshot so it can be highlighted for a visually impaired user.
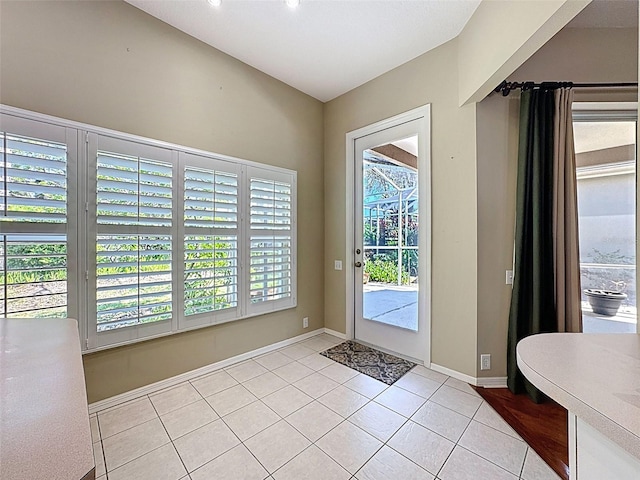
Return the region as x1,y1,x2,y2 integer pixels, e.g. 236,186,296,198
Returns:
97,235,172,332
184,235,238,315
0,132,67,223
1,234,67,318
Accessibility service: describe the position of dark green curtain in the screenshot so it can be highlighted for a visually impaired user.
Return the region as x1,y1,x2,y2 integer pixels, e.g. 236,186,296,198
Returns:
507,88,558,403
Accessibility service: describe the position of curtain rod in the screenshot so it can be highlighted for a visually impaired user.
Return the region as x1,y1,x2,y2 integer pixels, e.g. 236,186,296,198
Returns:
495,80,638,97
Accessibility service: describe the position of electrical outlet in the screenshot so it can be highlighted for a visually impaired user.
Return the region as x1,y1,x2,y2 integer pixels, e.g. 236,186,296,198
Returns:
480,354,491,371
303,317,309,328
334,260,343,271
506,270,514,285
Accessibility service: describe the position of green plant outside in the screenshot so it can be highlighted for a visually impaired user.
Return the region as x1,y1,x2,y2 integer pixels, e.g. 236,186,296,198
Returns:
364,258,409,284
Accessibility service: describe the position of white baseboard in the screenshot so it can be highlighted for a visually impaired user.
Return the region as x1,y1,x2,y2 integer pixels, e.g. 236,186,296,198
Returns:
429,363,507,388
323,327,348,339
476,377,508,388
89,328,324,414
430,363,478,386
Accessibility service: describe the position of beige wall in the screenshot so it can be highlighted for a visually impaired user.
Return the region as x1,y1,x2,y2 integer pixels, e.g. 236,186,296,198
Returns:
0,0,324,403
324,39,479,377
476,95,520,379
458,0,590,105
475,26,639,378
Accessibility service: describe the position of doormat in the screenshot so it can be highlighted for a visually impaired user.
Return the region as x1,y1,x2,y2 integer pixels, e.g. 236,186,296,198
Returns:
319,340,416,385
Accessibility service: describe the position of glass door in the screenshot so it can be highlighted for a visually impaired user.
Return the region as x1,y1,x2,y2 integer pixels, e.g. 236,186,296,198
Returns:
354,117,429,361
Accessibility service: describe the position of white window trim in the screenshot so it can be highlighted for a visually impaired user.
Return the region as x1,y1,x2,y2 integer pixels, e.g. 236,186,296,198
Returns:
0,104,297,353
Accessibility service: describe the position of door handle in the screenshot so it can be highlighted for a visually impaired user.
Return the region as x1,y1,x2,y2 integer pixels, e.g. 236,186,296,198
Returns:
355,261,363,268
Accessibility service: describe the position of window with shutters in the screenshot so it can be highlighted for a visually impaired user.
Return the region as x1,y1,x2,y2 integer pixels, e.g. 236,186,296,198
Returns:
89,135,175,347
0,115,78,321
248,167,296,314
2,106,297,351
181,153,240,327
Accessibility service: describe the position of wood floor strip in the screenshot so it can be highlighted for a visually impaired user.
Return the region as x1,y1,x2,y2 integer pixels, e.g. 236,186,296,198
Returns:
474,387,569,480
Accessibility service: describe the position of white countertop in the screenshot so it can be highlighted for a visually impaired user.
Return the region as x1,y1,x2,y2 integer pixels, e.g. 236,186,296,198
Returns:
0,318,95,480
517,333,640,460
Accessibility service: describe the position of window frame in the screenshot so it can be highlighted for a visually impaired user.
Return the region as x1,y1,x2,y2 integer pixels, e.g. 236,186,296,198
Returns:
0,104,297,353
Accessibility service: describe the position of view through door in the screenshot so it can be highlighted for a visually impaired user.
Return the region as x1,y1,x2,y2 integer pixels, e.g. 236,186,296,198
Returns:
574,112,638,333
362,138,419,331
352,109,430,363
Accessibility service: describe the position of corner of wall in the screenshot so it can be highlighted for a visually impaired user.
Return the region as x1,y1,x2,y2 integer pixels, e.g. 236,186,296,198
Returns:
458,0,591,106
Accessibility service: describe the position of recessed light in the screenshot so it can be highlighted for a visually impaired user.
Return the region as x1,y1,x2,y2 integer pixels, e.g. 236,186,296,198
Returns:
208,0,221,6
285,0,300,8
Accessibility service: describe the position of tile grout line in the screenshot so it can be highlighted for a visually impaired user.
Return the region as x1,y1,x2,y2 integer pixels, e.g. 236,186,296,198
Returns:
101,397,171,476
455,443,525,479
97,396,164,442
148,394,190,478
95,415,107,480
471,406,528,443
433,399,477,480
520,446,531,479
314,415,386,478
212,399,274,477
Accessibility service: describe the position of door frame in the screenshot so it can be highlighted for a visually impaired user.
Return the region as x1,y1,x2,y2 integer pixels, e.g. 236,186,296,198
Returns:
344,105,432,364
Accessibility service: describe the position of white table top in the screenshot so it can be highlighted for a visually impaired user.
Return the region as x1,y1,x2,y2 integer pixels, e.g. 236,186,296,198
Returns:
517,333,640,460
0,318,94,480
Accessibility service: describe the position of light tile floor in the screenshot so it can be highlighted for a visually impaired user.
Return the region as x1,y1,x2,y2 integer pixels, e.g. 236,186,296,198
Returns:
91,333,561,480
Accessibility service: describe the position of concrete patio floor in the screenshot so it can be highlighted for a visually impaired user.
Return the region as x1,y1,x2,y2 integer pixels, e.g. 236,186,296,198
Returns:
363,284,637,334
363,283,418,331
582,311,637,333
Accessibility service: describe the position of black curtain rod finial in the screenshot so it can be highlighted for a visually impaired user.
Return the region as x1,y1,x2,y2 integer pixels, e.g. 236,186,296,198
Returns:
494,80,510,96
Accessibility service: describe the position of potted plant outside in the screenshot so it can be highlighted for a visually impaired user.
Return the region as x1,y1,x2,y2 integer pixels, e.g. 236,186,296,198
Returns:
584,281,627,316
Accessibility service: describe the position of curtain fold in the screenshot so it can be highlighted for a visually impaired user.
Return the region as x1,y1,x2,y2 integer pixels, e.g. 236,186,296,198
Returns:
553,88,583,333
507,87,580,403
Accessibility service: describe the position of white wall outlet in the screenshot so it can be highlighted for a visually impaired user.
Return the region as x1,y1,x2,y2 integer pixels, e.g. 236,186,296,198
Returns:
506,270,514,285
303,317,309,328
480,354,491,371
334,260,342,270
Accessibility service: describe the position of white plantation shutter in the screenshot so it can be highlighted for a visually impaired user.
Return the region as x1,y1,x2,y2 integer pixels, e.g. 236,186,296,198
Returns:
247,166,296,314
2,105,299,351
0,114,78,321
181,153,240,328
89,134,174,347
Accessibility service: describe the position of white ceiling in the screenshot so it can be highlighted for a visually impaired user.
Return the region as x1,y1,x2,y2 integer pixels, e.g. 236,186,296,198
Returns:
125,0,481,102
391,137,418,156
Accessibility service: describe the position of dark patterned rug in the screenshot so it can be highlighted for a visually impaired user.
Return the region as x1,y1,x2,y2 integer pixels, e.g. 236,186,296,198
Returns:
319,340,416,385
